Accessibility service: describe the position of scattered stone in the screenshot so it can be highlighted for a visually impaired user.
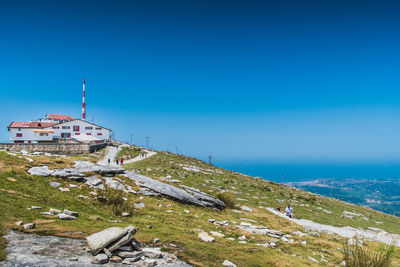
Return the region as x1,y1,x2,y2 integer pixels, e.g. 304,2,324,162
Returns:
223,259,237,267
108,226,138,252
23,223,35,230
122,212,131,217
110,256,123,263
78,195,89,200
63,209,79,217
92,253,109,264
308,256,318,263
7,177,16,182
301,240,307,245
118,251,143,259
69,184,78,188
28,166,54,176
238,235,246,241
103,247,113,258
238,241,247,244
210,231,225,238
50,181,61,188
14,221,23,227
90,216,103,221
232,210,242,214
86,226,129,255
142,248,163,259
59,187,70,192
134,202,145,209
184,209,190,214
49,208,61,215
31,206,42,210
226,238,235,241
40,212,53,216
153,238,160,244
240,206,253,212
58,213,77,220
198,232,215,242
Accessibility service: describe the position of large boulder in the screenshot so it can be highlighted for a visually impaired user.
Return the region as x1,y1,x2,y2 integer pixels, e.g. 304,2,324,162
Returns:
84,176,103,187
181,185,225,209
86,226,130,255
107,225,138,252
123,172,204,207
50,168,85,178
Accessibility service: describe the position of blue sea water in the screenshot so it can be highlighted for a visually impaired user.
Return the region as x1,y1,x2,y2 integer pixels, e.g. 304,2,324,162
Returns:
215,160,400,182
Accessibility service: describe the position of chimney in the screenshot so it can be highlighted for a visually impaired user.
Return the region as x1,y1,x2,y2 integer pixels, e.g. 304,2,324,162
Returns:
82,77,86,120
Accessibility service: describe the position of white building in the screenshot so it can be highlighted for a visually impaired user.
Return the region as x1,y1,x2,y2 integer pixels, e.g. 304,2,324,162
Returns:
8,115,112,144
45,119,111,143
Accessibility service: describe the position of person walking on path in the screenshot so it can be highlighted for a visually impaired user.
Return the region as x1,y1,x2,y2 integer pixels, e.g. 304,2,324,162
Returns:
107,158,110,165
120,157,124,164
116,159,119,165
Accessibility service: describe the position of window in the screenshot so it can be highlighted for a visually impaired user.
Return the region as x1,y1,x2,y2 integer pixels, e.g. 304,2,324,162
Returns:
86,133,91,135
85,126,93,130
75,133,80,135
62,126,70,129
97,133,102,136
95,127,102,130
73,126,79,131
52,126,59,129
39,133,48,136
16,133,22,137
28,141,31,144
61,133,71,138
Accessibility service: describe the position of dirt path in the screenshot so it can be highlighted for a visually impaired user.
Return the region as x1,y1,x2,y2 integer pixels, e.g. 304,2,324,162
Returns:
98,146,157,166
123,150,157,164
266,207,400,246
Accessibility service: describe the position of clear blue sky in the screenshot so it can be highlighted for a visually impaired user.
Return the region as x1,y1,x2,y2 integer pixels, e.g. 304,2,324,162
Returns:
1,0,400,165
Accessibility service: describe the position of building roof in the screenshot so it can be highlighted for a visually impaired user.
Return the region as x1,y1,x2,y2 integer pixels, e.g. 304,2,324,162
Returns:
46,114,74,121
8,121,58,129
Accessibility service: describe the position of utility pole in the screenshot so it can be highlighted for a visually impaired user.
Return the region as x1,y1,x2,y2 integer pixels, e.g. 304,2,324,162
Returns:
282,172,285,184
208,155,212,165
146,137,150,149
240,162,244,174
130,134,133,145
175,147,178,154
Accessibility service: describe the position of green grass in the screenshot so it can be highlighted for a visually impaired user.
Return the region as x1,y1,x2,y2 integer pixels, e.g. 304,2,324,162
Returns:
1,149,400,266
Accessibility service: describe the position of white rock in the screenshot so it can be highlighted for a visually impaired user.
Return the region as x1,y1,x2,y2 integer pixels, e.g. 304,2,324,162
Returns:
198,232,215,242
86,227,129,255
210,231,225,237
308,256,318,263
240,206,253,212
222,259,237,267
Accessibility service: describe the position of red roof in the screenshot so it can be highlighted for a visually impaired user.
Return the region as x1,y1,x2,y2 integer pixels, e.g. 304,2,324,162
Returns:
8,122,58,129
46,114,74,121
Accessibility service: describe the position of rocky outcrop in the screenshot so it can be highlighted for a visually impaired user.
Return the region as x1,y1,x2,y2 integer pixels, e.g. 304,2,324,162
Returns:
28,160,226,210
2,230,191,266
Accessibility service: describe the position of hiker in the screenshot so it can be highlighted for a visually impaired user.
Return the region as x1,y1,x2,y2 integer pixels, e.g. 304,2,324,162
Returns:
285,205,294,218
107,158,110,165
116,159,119,165
120,157,123,164
276,206,281,212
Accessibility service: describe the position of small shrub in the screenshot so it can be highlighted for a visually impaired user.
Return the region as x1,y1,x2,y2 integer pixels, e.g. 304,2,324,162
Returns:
97,188,132,216
217,192,237,209
342,239,395,267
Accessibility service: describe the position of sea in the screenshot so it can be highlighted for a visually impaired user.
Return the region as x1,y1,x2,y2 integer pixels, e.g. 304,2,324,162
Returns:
215,161,400,182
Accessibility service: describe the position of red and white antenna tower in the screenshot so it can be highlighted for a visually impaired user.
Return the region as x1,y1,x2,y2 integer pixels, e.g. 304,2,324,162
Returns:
82,77,86,120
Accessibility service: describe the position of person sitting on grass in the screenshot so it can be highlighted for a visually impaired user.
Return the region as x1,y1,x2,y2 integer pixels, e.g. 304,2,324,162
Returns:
285,205,294,218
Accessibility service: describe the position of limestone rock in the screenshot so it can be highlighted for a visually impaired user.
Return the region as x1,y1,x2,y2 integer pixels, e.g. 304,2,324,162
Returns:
92,253,109,264
85,176,103,187
23,223,35,230
28,166,54,176
223,260,237,267
198,232,215,243
31,206,42,210
142,248,162,259
117,251,143,259
240,206,253,212
210,231,225,238
58,213,77,220
63,209,79,217
86,227,129,255
49,208,61,215
14,221,23,227
108,226,138,252
50,182,61,188
134,202,145,209
110,256,123,263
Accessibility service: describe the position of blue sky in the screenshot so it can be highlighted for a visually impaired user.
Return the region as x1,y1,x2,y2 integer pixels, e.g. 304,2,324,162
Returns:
1,0,400,166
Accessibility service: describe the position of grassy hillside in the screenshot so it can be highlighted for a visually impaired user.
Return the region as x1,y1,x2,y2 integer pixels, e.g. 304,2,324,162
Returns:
1,148,400,266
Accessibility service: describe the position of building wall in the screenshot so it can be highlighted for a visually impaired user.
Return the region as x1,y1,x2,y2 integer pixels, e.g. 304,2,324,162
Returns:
0,142,108,155
8,128,53,143
46,120,111,140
